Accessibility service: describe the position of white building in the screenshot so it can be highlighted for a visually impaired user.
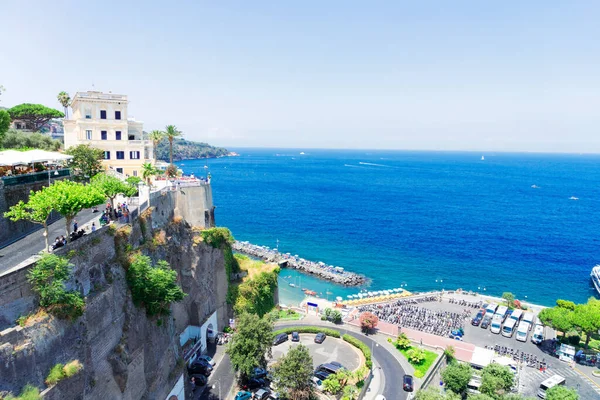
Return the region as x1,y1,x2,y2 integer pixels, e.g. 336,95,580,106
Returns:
63,91,153,177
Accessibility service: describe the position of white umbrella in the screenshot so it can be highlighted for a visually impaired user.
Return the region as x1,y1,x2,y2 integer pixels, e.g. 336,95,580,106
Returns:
0,150,25,166
336,296,343,302
347,295,353,299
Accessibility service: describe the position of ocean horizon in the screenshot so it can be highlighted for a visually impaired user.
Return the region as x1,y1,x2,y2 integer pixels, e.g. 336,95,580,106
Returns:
178,148,600,307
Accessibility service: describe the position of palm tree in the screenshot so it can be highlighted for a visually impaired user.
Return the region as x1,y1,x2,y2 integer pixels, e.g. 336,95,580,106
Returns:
164,124,182,165
148,130,165,161
57,91,71,118
141,162,156,186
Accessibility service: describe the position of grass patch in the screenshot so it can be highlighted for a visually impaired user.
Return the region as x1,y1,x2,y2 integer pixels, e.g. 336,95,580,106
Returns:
235,253,279,280
45,363,65,386
4,384,41,400
269,309,302,321
397,346,438,378
63,360,83,377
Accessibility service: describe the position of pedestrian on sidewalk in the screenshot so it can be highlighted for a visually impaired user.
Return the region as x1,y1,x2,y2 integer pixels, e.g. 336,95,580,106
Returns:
73,219,78,233
91,222,96,232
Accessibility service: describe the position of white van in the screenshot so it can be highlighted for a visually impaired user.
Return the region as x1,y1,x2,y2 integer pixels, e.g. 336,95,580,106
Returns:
491,314,504,334
510,309,523,322
531,324,544,344
502,318,517,338
537,374,565,398
522,312,535,330
467,377,482,394
495,306,508,322
485,303,498,319
516,321,530,342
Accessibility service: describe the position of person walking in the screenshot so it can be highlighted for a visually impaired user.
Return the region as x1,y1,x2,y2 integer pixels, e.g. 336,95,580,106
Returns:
73,219,78,233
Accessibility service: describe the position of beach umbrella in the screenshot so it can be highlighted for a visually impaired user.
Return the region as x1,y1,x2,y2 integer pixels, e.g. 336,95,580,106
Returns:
336,296,343,302
347,295,353,299
358,293,364,298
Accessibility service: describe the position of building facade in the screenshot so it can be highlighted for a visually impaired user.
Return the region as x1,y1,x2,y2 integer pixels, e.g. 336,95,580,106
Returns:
63,91,153,177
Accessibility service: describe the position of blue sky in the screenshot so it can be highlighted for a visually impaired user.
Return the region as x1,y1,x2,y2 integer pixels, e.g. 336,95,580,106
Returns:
1,1,599,152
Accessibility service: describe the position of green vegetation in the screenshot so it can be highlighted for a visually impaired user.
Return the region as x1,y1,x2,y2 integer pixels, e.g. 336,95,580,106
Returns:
1,129,61,151
390,333,438,378
358,311,379,333
91,173,138,209
3,384,41,400
125,176,143,187
56,91,71,118
65,144,104,179
342,334,372,369
155,137,228,162
126,254,186,316
272,326,341,338
480,363,514,399
226,313,274,379
545,385,579,400
141,162,160,185
44,360,83,386
441,361,472,394
271,344,314,400
539,297,600,348
4,187,56,251
0,109,10,140
323,307,343,323
444,345,456,363
164,124,182,165
233,270,279,316
27,254,84,319
322,367,369,400
148,130,165,161
502,292,515,309
268,308,301,321
7,103,64,132
414,387,460,400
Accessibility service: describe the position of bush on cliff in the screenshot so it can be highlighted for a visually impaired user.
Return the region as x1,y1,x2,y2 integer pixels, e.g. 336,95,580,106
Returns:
27,254,85,320
3,384,41,400
234,271,278,317
126,254,186,316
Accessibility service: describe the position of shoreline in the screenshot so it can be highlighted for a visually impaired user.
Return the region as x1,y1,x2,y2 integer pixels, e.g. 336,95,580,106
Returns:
232,241,367,286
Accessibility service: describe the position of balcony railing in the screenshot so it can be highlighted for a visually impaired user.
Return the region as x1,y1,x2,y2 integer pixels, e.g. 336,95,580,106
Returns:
1,169,71,187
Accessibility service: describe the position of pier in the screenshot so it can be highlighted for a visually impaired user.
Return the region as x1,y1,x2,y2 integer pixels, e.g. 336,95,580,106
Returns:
232,241,367,286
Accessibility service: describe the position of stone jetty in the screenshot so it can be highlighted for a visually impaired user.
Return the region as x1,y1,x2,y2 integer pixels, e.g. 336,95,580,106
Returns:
232,241,367,286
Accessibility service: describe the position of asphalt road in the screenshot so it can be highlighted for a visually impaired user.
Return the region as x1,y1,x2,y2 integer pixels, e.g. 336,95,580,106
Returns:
200,354,235,400
278,324,408,400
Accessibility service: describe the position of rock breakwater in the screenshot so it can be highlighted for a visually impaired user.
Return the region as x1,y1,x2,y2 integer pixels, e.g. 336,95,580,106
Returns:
232,241,367,286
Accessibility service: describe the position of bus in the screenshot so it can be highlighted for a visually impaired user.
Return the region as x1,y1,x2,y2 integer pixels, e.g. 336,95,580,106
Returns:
537,375,565,399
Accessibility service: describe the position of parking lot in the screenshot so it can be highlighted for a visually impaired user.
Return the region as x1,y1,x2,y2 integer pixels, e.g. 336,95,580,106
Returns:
269,333,361,371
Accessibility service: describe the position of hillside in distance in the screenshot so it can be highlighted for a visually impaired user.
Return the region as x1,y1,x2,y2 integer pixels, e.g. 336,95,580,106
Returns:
155,138,229,161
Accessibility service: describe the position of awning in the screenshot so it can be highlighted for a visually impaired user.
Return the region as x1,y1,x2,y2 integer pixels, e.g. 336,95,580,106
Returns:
0,150,73,166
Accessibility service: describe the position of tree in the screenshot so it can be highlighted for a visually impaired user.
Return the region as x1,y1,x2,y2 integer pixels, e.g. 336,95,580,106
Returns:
359,311,379,333
148,130,164,161
330,309,342,324
322,375,342,394
271,344,313,400
126,255,186,316
480,363,514,399
164,124,182,165
341,384,358,400
444,345,456,363
545,385,579,400
502,292,515,308
142,162,158,185
4,187,56,251
65,144,104,179
45,180,105,239
57,91,71,119
467,395,495,400
126,176,143,187
1,128,61,151
572,298,600,348
226,313,274,379
395,332,412,350
441,362,472,394
538,306,574,338
91,173,137,210
414,387,461,400
407,347,426,364
8,103,64,132
0,109,10,141
556,299,576,310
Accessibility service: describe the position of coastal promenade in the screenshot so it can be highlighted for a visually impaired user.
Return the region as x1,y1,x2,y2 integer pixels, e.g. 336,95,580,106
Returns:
232,241,367,286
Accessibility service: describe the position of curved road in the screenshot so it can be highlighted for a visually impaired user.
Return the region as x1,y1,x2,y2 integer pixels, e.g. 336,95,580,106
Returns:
278,324,407,400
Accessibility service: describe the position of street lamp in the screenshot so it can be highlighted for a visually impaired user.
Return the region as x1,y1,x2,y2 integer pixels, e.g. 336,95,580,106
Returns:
48,169,59,186
212,381,221,399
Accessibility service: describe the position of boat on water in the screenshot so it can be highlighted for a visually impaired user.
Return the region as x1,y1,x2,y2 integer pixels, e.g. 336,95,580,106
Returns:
591,266,600,296
481,155,485,161
569,196,579,200
300,152,305,155
289,283,297,288
304,289,317,295
531,185,540,189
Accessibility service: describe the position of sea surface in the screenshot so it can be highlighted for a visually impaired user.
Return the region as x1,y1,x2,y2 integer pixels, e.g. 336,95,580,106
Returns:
178,149,600,307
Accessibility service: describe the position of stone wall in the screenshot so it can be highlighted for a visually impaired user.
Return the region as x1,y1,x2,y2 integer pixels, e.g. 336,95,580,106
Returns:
0,193,228,399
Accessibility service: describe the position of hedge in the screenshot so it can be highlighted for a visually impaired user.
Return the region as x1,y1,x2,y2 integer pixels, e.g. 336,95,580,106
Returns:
343,334,373,369
273,326,341,338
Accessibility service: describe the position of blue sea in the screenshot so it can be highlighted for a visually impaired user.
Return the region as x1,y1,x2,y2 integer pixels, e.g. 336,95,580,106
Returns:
178,149,600,307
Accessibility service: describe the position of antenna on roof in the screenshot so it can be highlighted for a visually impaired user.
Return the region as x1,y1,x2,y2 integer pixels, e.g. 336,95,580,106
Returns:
91,83,95,90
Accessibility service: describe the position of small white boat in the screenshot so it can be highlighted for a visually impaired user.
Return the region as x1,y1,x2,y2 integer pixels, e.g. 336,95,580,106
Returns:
289,283,296,287
481,155,485,161
569,196,579,200
300,152,305,155
590,266,600,296
531,185,540,189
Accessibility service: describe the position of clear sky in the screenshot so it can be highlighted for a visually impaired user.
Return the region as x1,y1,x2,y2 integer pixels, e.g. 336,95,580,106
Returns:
1,1,599,152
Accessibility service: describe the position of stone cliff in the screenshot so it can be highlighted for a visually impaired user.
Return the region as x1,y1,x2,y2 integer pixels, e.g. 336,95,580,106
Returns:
0,199,228,400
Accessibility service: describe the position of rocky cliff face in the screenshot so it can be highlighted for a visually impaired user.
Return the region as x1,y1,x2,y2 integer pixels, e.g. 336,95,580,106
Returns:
0,208,228,400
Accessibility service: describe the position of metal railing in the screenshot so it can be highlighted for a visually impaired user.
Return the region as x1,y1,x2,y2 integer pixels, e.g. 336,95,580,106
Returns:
1,169,71,187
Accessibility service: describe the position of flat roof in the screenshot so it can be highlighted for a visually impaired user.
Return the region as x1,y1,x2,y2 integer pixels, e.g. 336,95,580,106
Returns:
470,347,495,368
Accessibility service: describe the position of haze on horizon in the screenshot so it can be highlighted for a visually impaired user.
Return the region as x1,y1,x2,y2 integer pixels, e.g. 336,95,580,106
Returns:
1,1,599,153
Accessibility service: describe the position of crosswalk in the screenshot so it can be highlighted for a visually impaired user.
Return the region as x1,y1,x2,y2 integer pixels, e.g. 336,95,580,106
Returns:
520,366,600,397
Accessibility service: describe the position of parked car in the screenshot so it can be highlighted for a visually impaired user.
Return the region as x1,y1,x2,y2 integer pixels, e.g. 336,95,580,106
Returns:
187,361,212,376
403,375,414,392
314,333,326,343
190,374,207,387
471,310,484,326
254,389,271,400
242,378,266,390
314,370,331,381
196,354,216,366
316,363,342,375
291,331,300,342
235,391,253,400
252,367,268,379
273,333,288,346
268,392,280,400
330,361,344,368
311,376,324,391
480,316,491,329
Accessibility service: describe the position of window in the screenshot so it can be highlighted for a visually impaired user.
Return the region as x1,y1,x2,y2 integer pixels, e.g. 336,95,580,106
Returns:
85,109,92,119
133,170,138,177
101,130,107,140
115,131,122,140
116,151,125,160
129,151,140,159
100,110,107,119
115,111,121,120
86,130,92,140
104,151,111,160
116,168,123,174
128,134,136,140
